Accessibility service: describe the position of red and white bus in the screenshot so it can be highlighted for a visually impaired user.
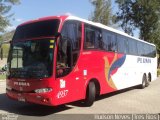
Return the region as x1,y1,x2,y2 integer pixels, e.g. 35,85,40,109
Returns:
6,15,157,106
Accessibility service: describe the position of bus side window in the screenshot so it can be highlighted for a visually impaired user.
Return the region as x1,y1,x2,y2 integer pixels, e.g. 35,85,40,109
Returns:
151,46,156,58
84,25,102,49
95,29,102,49
137,41,144,56
56,21,81,77
117,35,128,54
102,30,117,52
128,39,138,55
84,25,95,49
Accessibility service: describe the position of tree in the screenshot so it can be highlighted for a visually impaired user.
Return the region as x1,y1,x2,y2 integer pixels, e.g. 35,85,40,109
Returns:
151,21,160,51
90,0,114,26
116,0,160,41
132,0,160,41
116,0,160,66
115,0,135,35
0,0,20,33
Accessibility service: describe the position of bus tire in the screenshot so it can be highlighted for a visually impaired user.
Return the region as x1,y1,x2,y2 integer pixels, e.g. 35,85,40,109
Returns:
147,73,151,86
148,73,151,82
145,76,149,87
141,74,147,89
84,81,96,107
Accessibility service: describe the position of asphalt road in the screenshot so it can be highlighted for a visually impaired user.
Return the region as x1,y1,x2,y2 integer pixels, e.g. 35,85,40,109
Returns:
0,78,160,120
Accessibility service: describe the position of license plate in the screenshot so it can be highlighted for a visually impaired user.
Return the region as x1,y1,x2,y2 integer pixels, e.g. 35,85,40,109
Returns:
18,97,25,102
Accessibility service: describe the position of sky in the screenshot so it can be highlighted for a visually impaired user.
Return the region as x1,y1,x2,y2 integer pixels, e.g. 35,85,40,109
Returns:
7,0,119,29
7,0,94,31
6,0,139,37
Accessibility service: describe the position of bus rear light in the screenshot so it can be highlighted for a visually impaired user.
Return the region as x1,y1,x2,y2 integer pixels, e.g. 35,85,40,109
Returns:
34,88,53,93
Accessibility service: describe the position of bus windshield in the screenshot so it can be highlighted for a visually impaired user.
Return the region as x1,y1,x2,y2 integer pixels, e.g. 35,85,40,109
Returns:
8,39,54,79
13,19,60,40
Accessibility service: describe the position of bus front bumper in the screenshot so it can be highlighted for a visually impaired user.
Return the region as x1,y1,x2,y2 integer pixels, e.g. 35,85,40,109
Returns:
6,89,56,106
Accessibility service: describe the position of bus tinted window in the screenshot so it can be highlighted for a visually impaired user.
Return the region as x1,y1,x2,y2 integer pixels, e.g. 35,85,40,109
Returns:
117,35,127,53
151,46,156,58
13,19,60,40
57,21,82,77
61,21,81,50
84,24,102,49
102,30,117,52
83,22,156,58
94,28,102,49
144,44,150,57
137,41,143,56
128,39,138,55
137,41,156,58
84,25,95,49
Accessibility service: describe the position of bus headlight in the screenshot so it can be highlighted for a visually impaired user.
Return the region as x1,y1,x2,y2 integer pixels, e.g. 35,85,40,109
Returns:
34,88,53,93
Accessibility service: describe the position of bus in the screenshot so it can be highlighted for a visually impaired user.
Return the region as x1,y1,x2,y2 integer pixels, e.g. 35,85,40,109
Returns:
6,15,157,106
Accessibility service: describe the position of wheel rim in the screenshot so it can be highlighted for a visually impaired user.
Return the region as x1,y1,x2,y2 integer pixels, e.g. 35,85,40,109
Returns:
142,75,146,87
142,80,145,87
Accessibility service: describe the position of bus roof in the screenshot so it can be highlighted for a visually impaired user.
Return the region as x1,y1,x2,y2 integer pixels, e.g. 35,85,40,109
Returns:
18,15,155,46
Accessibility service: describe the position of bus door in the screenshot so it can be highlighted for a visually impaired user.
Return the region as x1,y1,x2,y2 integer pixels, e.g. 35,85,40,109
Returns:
55,21,84,103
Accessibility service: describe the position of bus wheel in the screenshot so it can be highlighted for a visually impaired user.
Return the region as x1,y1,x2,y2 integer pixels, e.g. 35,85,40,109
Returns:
141,74,147,89
145,76,149,87
84,81,96,107
146,73,151,86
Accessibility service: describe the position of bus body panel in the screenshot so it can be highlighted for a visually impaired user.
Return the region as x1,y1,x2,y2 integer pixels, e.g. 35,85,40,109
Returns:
6,15,157,106
6,78,56,106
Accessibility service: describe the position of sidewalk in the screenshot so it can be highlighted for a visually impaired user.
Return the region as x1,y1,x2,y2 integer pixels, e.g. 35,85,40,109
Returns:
0,79,5,82
0,74,6,82
0,58,7,82
0,77,6,82
0,80,6,94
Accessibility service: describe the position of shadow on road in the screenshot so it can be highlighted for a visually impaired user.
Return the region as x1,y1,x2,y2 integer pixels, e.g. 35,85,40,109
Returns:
0,86,140,115
70,86,137,107
0,93,72,116
97,86,136,100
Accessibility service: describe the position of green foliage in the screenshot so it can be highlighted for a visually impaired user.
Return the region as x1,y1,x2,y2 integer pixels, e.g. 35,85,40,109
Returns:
116,0,160,41
0,74,6,80
1,30,15,41
90,0,114,26
0,30,14,58
157,69,160,76
150,24,160,52
2,43,10,58
0,35,2,42
132,0,160,41
116,0,160,66
115,0,135,35
0,0,20,33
